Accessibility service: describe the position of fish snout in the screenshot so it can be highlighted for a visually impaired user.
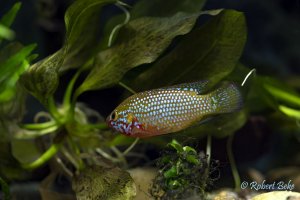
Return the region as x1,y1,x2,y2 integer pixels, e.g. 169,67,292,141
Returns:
106,115,113,128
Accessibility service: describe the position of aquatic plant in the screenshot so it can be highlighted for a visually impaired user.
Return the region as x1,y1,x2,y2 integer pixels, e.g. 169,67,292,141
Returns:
150,139,219,200
0,0,299,199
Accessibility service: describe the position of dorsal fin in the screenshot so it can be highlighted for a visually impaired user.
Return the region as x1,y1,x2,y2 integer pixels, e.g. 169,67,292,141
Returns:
158,80,209,95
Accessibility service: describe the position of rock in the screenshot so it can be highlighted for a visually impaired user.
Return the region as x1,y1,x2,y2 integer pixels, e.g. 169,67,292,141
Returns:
72,165,136,200
251,191,300,200
128,167,157,200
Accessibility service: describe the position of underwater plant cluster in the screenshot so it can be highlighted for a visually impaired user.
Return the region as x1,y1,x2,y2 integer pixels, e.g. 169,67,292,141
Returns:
0,0,300,199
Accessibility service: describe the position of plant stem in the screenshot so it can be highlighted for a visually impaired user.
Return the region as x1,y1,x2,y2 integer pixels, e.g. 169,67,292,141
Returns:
47,97,61,121
60,146,80,170
67,138,84,170
21,120,57,130
22,143,62,170
111,146,128,167
227,134,241,191
206,134,212,166
118,81,136,94
108,1,130,47
63,70,82,111
15,125,59,139
96,148,121,163
0,177,10,200
123,138,139,155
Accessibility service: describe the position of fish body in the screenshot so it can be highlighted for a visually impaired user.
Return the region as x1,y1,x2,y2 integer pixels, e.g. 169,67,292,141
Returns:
107,81,242,138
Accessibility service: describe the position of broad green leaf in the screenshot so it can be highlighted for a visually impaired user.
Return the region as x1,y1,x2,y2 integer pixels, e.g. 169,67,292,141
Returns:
21,0,116,103
20,50,64,105
0,141,30,180
175,110,247,138
131,0,206,18
72,165,136,200
130,10,247,91
76,12,201,94
0,115,31,180
100,0,206,51
0,43,36,102
60,0,116,71
11,139,41,164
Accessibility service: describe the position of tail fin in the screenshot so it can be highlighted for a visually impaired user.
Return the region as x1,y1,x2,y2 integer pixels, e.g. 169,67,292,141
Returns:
210,82,243,114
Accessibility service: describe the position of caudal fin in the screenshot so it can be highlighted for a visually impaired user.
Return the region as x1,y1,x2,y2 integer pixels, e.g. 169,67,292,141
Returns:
210,82,243,114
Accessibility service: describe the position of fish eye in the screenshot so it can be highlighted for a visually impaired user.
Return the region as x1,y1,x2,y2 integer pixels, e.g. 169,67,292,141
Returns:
111,111,118,121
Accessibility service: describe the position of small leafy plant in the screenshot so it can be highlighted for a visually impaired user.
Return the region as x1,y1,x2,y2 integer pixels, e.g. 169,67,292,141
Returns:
150,139,219,200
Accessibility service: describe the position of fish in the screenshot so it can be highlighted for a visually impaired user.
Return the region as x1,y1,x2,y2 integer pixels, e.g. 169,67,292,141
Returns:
106,81,243,138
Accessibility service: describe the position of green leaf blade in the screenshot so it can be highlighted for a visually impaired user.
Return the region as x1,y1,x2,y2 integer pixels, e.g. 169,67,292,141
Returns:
131,0,206,18
77,12,201,94
0,24,15,40
0,43,36,102
61,0,116,71
0,2,22,27
21,0,117,104
20,50,63,105
130,9,247,91
0,2,21,42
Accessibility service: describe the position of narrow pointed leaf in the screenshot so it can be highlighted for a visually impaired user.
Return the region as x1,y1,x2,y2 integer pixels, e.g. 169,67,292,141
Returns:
0,2,22,27
279,105,300,120
263,78,300,107
0,2,21,42
0,24,15,40
0,43,36,102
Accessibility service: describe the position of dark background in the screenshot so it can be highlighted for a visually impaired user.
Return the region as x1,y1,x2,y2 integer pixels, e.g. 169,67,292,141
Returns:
1,0,299,193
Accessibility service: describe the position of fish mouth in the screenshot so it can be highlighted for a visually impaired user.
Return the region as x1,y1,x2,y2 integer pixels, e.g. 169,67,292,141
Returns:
106,116,113,128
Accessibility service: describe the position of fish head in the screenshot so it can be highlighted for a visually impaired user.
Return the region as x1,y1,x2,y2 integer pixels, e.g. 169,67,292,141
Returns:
106,105,143,137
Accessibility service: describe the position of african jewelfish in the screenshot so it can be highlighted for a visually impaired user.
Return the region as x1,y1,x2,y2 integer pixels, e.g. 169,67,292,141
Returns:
107,81,243,138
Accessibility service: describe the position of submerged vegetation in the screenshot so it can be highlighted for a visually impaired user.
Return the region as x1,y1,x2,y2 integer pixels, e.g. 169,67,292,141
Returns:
150,139,218,199
0,0,299,199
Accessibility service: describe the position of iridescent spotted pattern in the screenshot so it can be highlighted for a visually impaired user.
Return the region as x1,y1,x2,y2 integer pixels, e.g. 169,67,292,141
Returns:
107,81,243,138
